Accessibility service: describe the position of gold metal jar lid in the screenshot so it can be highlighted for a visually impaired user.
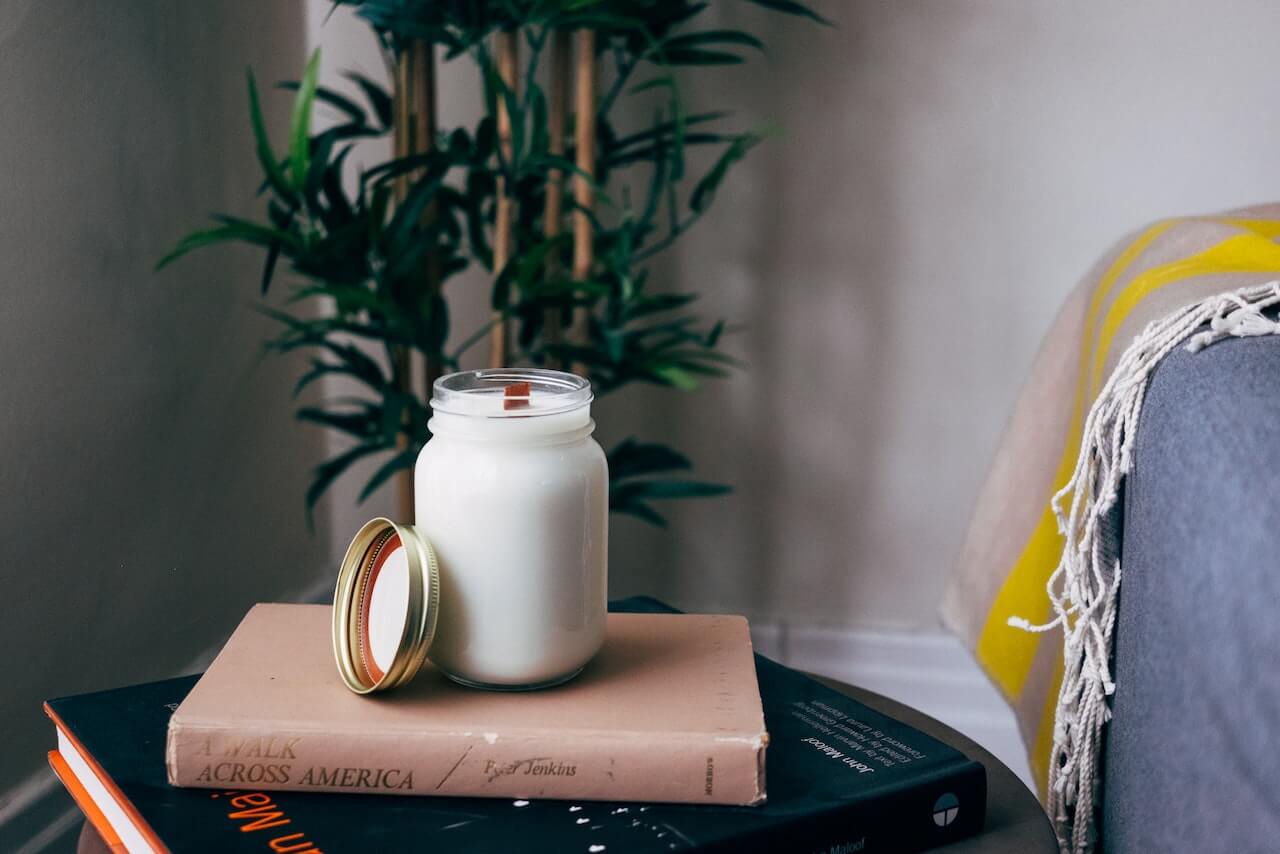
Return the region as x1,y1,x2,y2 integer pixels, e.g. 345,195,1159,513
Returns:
332,517,440,694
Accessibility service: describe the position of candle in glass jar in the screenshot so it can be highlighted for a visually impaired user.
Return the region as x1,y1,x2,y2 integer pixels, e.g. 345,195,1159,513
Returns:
415,368,608,690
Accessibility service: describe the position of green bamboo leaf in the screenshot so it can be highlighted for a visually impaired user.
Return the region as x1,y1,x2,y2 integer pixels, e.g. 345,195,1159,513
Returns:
305,441,387,523
447,127,471,159
296,405,381,439
607,438,692,477
651,364,700,390
482,46,524,173
653,48,746,66
278,80,367,125
267,199,296,230
368,182,392,243
293,360,345,397
608,111,731,154
604,133,732,170
383,167,447,255
609,498,668,527
304,128,337,202
628,76,676,95
321,145,356,227
664,347,742,367
154,227,242,270
554,10,647,33
359,448,418,503
155,220,296,271
323,121,386,143
344,71,393,129
473,116,496,160
290,49,323,192
379,393,407,444
246,69,294,201
514,233,572,295
623,293,698,320
422,292,450,356
619,479,732,499
738,0,834,26
660,30,765,54
260,307,408,349
669,361,732,379
292,280,388,315
361,150,450,187
690,132,764,213
491,259,516,310
529,276,611,298
706,319,725,347
260,241,281,294
528,154,616,207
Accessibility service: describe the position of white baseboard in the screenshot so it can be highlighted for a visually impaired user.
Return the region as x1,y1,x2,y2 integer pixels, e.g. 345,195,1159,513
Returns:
751,621,1036,792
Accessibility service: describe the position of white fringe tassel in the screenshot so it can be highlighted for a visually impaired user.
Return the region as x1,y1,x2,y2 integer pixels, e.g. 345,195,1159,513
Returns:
1010,281,1280,854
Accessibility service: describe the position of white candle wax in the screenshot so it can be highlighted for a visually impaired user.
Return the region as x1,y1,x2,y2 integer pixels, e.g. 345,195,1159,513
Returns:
415,370,608,689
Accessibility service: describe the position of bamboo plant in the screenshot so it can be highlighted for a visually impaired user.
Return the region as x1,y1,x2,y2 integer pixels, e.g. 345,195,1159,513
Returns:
158,0,827,525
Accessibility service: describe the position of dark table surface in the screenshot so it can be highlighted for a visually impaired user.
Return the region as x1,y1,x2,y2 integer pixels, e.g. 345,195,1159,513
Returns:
816,678,1056,853
74,677,1056,853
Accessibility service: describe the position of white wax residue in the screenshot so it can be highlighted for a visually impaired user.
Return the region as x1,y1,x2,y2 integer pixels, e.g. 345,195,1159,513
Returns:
368,545,410,673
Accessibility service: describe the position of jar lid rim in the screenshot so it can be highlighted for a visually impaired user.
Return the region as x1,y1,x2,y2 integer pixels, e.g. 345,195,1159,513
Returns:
332,518,439,694
431,368,593,418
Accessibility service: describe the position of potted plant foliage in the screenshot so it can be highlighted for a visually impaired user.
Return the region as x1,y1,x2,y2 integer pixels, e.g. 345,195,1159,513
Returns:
159,0,826,524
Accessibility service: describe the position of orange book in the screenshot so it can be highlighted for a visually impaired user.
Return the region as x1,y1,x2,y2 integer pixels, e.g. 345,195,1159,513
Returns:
165,605,768,805
47,751,130,854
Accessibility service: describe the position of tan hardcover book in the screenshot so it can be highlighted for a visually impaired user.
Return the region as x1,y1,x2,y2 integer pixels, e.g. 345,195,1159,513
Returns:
166,604,768,805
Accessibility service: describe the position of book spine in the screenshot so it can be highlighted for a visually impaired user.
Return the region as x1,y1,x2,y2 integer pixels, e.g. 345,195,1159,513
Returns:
704,760,988,854
165,719,766,806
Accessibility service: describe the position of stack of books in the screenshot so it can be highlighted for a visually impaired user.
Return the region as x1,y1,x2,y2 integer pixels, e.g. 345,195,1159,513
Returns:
45,598,986,853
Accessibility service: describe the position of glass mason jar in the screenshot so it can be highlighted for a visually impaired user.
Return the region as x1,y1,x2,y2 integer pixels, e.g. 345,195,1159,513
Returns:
416,368,608,690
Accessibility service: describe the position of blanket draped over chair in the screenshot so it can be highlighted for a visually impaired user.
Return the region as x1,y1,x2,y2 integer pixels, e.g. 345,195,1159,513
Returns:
941,204,1280,853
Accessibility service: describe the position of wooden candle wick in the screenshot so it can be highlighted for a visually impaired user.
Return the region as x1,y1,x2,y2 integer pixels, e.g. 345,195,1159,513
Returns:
503,380,533,411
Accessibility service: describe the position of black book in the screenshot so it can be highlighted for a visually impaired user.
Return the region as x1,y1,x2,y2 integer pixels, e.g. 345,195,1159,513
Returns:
46,598,985,853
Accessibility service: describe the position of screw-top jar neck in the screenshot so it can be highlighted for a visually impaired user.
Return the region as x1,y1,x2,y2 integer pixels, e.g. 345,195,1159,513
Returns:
428,368,594,441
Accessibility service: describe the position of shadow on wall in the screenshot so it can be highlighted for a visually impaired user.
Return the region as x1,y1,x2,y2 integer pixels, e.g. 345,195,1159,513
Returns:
599,1,889,625
0,0,330,821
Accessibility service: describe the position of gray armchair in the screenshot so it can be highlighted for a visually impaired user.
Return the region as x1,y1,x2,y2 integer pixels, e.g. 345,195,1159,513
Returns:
1103,333,1280,852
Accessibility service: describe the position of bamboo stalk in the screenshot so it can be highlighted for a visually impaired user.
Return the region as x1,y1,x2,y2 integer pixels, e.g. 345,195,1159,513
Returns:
410,40,443,397
490,30,520,369
569,29,596,375
391,45,415,521
388,40,440,521
541,30,571,368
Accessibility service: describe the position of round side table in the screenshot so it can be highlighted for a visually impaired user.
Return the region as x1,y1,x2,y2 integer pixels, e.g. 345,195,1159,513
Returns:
76,680,1057,853
817,677,1057,853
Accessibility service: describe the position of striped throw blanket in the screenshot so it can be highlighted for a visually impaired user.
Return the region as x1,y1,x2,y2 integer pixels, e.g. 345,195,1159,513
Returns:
941,204,1280,852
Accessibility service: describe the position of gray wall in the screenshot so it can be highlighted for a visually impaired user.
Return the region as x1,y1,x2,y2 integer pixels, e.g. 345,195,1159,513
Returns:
604,0,1280,627
320,0,1280,631
0,0,329,823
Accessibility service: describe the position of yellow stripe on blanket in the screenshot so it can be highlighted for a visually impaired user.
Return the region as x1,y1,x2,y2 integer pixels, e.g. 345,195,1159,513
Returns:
975,220,1176,703
963,212,1280,800
1088,232,1280,395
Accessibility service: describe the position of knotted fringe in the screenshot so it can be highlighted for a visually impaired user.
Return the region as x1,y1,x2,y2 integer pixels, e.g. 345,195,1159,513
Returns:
1009,281,1280,854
